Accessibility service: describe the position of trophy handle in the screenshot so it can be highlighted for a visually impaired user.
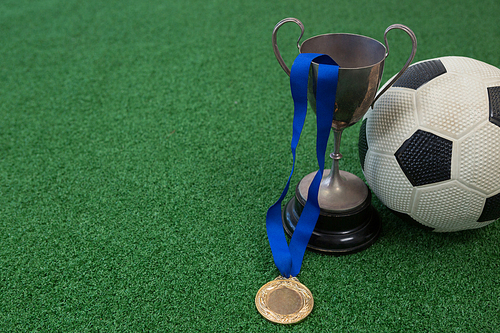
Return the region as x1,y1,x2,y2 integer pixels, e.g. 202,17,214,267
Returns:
272,17,305,76
371,24,417,107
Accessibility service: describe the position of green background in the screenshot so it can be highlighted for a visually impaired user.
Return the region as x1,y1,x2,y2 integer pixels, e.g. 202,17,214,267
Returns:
1,0,499,331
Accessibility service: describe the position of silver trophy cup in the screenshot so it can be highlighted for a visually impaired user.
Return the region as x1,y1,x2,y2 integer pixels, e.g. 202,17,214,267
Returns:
273,18,417,254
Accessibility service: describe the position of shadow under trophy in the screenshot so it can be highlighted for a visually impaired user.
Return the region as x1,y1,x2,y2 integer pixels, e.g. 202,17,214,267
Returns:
273,18,417,255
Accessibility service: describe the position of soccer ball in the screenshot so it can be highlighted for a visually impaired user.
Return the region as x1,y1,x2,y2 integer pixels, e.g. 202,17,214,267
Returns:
358,56,500,232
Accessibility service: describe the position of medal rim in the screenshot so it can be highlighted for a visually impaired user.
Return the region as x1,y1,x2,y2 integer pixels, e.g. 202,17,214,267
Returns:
255,276,314,324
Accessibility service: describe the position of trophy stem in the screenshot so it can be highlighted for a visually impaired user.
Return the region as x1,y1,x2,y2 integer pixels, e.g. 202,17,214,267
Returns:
327,129,343,186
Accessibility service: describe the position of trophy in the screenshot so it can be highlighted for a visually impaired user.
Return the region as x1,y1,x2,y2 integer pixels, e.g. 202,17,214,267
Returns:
272,18,417,255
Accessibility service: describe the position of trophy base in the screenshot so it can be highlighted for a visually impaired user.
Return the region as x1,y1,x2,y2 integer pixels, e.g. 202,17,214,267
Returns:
283,181,381,255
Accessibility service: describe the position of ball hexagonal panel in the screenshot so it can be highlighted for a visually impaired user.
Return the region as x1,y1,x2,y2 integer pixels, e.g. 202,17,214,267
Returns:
389,209,435,231
417,73,488,138
393,59,447,90
364,151,414,213
459,121,500,195
488,86,500,127
367,89,417,154
441,56,500,80
411,182,485,232
395,130,452,186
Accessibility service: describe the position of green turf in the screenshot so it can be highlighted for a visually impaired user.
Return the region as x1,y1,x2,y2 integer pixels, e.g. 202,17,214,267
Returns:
1,0,499,331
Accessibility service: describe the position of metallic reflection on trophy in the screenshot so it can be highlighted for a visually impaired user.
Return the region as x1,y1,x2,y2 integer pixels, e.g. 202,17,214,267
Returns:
272,18,417,254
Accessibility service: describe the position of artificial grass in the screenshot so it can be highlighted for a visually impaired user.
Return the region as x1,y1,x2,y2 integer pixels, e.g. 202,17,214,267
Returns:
1,0,499,331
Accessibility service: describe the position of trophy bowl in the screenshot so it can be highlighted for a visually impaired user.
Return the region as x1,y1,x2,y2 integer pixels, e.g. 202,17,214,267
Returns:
272,18,417,254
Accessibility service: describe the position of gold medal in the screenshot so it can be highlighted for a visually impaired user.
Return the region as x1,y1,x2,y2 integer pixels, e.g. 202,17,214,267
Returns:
255,276,314,324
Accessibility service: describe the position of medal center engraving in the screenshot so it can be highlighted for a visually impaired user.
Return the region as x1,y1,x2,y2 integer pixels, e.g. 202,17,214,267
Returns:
267,287,302,315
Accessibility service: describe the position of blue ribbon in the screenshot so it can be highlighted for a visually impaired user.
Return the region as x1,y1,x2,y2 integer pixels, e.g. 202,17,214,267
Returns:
266,53,339,277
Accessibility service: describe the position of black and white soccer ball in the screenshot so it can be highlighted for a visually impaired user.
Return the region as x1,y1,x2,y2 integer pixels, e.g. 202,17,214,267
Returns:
359,56,500,232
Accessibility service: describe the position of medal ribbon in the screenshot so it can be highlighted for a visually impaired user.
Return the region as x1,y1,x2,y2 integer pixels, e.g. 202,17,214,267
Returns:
266,53,339,277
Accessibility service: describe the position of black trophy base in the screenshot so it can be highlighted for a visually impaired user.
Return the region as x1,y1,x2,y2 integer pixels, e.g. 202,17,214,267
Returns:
283,185,381,256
